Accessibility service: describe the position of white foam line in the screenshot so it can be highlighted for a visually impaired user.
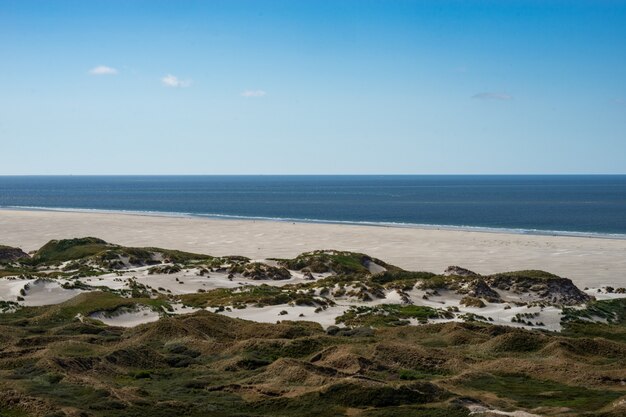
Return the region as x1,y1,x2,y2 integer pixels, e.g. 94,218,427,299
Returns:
3,205,626,240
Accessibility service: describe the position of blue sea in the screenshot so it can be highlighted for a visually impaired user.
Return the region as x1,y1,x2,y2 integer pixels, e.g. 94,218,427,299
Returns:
1,175,626,237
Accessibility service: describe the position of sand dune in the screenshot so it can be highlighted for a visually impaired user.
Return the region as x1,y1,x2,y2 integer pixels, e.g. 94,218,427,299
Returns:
90,306,160,327
0,278,83,306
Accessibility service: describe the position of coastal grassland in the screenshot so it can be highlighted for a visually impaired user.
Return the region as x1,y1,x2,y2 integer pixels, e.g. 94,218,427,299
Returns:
29,237,213,267
179,285,333,309
0,407,30,417
276,250,401,274
31,237,113,264
0,292,625,417
561,298,626,343
460,373,622,412
488,270,562,280
335,305,450,327
562,298,626,325
370,270,436,286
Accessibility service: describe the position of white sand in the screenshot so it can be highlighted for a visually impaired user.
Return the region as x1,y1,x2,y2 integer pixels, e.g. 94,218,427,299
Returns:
467,404,542,417
0,278,84,306
77,266,330,296
90,306,160,327
1,208,626,289
0,278,32,302
221,304,349,328
583,287,626,300
0,264,608,330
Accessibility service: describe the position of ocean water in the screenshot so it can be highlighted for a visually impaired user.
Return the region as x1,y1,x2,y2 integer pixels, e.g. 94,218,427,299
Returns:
1,175,626,237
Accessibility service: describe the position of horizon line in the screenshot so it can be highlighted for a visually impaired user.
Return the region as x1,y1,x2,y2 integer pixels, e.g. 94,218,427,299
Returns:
0,173,625,177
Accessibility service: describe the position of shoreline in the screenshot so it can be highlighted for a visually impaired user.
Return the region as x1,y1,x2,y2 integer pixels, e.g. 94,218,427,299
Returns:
3,205,626,241
2,208,626,288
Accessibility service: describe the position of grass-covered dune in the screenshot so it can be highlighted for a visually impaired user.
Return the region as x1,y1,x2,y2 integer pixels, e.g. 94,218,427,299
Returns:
0,245,29,263
31,237,213,266
0,291,625,417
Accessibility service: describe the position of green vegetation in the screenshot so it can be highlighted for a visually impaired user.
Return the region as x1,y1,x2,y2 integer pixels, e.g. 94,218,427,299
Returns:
561,298,626,343
180,285,333,309
148,264,182,275
32,237,111,263
358,405,470,417
278,250,399,274
487,270,561,280
462,373,622,412
29,237,212,267
0,245,29,264
0,301,19,313
0,407,31,417
230,262,292,280
336,304,450,327
459,296,485,308
370,270,436,286
0,291,623,416
415,275,466,290
563,298,626,325
145,247,215,263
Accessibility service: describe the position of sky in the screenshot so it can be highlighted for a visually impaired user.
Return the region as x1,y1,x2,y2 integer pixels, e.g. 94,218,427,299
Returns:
0,0,625,175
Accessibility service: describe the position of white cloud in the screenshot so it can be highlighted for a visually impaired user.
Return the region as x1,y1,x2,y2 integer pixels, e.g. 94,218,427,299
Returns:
89,65,118,75
472,92,513,101
241,89,267,98
161,74,192,88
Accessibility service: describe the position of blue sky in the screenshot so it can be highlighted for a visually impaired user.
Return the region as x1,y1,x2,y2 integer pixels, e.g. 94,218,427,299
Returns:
0,0,625,174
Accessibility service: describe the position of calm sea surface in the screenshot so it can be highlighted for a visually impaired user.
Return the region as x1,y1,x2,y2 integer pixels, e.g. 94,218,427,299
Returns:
1,175,625,236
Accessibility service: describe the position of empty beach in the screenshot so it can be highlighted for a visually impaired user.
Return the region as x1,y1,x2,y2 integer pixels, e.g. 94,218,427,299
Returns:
1,208,625,288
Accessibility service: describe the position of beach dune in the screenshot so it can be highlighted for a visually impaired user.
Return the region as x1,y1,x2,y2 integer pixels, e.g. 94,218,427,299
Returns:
1,209,625,288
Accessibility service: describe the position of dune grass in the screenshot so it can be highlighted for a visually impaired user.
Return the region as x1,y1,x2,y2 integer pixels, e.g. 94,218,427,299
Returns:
462,373,622,412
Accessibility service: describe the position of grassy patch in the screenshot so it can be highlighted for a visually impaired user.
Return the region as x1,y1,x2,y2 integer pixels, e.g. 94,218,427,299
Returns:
279,250,399,274
359,405,470,417
462,373,622,412
488,270,561,280
398,368,447,380
0,408,30,417
563,298,626,325
562,322,626,344
561,299,626,343
180,285,331,309
371,270,436,286
32,237,111,263
416,275,467,291
336,304,450,327
30,237,212,266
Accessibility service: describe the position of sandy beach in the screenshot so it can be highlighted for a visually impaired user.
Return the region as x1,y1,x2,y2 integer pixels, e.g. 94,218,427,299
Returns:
1,208,625,288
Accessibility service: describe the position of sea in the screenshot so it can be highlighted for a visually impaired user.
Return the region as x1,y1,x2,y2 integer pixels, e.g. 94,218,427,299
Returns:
1,175,625,238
